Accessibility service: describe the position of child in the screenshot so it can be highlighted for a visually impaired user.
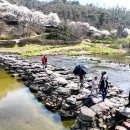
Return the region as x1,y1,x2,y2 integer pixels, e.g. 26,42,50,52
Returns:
91,76,98,96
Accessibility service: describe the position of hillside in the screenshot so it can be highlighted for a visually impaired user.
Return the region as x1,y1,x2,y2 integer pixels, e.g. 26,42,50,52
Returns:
0,0,129,41
0,0,60,38
0,0,130,57
6,0,130,30
0,0,130,49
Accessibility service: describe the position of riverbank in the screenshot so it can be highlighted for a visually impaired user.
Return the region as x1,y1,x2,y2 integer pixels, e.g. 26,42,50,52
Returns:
0,52,130,130
0,41,126,57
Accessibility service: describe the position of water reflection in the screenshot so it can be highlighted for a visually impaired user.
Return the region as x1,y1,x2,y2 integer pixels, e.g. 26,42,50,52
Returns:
0,70,23,97
0,87,66,130
0,71,70,130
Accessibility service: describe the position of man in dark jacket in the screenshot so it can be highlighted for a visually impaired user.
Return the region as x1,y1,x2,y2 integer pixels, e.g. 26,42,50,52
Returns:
99,71,108,101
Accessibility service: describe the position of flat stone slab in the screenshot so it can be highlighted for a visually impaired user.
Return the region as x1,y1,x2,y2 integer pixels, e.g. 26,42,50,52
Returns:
56,87,70,95
115,126,127,130
89,128,100,130
90,104,102,114
79,106,96,121
122,121,130,129
54,77,69,85
66,82,79,90
79,88,91,94
104,99,115,108
97,102,110,111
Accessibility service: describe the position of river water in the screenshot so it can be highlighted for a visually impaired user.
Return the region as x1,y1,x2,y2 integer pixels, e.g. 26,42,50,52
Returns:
0,70,74,130
0,55,130,130
46,55,130,94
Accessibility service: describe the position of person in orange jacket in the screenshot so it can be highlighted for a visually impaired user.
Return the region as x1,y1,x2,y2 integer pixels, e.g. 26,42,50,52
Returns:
41,55,47,68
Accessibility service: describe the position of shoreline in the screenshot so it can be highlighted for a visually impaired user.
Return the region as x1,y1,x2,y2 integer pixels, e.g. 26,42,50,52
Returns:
0,41,126,57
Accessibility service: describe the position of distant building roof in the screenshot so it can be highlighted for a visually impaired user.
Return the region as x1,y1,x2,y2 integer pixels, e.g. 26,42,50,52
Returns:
44,24,57,28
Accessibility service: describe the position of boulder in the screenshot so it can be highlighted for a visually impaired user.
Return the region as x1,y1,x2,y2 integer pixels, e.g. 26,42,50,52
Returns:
71,123,80,129
91,96,102,104
54,77,69,86
52,72,61,77
84,83,90,88
66,97,77,105
109,91,117,96
90,104,103,114
79,88,91,95
122,121,130,129
45,69,53,75
52,67,66,71
56,87,71,97
115,126,127,130
66,82,79,95
104,99,115,108
89,128,100,130
97,102,110,111
119,107,130,118
79,106,96,121
40,83,54,94
66,82,78,89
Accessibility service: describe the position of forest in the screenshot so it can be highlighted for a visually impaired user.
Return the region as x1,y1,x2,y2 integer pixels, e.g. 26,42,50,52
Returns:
8,0,130,30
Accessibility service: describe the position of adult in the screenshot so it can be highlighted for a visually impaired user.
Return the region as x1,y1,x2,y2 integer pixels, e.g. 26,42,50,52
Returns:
73,65,88,89
99,71,107,90
99,71,108,101
41,55,47,68
79,75,85,89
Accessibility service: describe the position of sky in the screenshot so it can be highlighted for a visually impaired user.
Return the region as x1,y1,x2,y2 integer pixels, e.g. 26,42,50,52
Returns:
39,0,130,9
79,0,130,9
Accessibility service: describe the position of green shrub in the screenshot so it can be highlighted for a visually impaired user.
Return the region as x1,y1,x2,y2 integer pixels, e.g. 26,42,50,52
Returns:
17,38,81,47
42,39,81,45
0,36,14,40
113,38,130,48
63,40,82,45
0,41,16,48
109,44,120,49
92,39,113,44
66,51,80,56
114,38,129,44
17,38,42,47
89,47,101,52
17,39,26,47
39,33,49,39
46,32,72,41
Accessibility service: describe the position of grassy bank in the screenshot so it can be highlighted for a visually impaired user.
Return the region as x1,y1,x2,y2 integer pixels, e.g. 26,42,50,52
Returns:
0,41,126,57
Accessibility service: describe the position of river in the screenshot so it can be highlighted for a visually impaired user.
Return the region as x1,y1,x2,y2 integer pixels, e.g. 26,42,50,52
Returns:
0,55,130,130
0,70,74,130
46,55,130,94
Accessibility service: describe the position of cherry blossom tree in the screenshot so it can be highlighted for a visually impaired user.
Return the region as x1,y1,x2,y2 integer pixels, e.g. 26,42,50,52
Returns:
0,0,61,27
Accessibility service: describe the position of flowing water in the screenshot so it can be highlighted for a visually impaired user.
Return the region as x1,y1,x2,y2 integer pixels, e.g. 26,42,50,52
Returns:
0,55,130,130
46,55,130,94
